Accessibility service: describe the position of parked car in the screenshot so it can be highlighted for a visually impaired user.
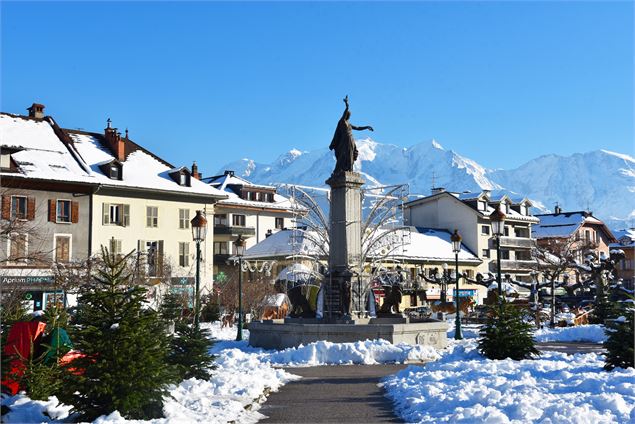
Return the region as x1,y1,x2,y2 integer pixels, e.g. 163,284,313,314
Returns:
405,306,432,319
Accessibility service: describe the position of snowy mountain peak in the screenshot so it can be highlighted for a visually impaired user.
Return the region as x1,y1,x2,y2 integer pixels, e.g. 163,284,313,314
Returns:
217,141,633,230
600,149,635,163
431,139,444,150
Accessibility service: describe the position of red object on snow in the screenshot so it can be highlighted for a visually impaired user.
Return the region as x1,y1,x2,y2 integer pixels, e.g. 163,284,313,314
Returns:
1,321,47,395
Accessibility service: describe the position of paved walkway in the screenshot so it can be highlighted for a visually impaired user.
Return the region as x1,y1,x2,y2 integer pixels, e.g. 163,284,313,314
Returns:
536,341,606,355
260,364,408,423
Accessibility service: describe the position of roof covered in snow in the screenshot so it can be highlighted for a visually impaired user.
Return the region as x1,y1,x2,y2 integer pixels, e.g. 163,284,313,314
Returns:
66,130,226,198
243,226,481,264
0,114,94,184
610,228,635,248
203,171,302,212
532,211,614,240
406,190,538,223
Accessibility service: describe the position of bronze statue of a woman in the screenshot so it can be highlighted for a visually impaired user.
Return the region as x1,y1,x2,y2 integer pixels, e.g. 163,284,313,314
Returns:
329,96,374,175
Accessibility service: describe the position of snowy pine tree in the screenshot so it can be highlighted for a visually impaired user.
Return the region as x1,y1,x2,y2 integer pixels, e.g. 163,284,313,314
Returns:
61,248,174,421
478,299,539,360
160,292,215,381
604,292,634,370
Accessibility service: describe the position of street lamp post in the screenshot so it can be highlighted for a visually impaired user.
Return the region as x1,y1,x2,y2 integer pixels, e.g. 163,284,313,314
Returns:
451,229,463,340
191,210,208,330
233,235,246,341
490,206,506,306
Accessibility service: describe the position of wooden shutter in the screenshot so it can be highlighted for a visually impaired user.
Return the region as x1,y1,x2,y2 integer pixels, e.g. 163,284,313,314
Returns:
71,201,79,223
102,203,109,225
56,236,70,262
26,197,35,220
123,204,130,227
157,240,164,275
49,199,56,222
1,196,10,220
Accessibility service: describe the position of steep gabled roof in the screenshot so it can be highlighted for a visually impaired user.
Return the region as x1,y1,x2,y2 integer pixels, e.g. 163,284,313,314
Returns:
0,113,94,184
66,129,226,198
533,211,616,241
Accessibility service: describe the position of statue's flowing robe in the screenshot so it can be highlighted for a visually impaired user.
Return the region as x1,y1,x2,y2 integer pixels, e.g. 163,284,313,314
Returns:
329,117,358,173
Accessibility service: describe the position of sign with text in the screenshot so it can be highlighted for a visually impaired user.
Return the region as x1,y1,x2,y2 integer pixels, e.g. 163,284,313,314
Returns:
1,276,55,285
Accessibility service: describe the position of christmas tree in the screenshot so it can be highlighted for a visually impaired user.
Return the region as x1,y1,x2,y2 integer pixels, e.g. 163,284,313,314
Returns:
160,292,215,381
604,291,634,370
478,299,539,360
61,247,174,421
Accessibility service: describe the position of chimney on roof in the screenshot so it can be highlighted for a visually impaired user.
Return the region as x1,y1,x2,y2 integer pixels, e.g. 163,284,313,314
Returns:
104,118,125,161
554,203,562,215
224,170,235,177
27,103,45,119
192,161,200,180
431,187,445,195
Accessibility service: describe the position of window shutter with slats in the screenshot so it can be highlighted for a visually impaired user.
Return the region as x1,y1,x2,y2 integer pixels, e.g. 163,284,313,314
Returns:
102,203,109,225
26,197,35,220
71,201,79,223
49,199,56,222
157,240,164,275
123,204,130,227
1,196,10,220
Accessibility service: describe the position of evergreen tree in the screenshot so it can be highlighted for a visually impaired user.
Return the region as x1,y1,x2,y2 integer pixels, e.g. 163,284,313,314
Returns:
167,323,215,380
478,299,539,360
604,292,634,370
60,248,174,421
160,292,215,381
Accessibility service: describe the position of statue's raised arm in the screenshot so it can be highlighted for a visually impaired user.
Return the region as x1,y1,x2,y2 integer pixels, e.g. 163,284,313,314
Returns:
329,96,374,175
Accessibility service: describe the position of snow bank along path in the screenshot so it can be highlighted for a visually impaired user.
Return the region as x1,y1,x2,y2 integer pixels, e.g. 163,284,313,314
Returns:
1,322,439,423
382,340,635,424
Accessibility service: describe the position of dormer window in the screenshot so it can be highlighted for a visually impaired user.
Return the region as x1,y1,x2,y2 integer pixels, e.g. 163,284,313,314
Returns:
99,160,123,180
478,200,487,211
168,167,191,187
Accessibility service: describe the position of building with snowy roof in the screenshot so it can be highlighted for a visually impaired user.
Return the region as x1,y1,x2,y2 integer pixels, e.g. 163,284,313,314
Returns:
241,226,486,305
1,103,227,310
608,228,633,289
403,188,539,282
202,170,303,279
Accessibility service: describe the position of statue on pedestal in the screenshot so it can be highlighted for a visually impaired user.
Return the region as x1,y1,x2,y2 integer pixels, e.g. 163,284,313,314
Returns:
329,96,374,175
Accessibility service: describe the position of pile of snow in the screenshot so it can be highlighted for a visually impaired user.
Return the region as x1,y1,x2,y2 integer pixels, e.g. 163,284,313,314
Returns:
534,324,607,343
266,339,439,366
2,322,441,423
383,340,635,423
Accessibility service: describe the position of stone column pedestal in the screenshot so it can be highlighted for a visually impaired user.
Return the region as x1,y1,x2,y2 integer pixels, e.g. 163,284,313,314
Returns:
324,171,364,317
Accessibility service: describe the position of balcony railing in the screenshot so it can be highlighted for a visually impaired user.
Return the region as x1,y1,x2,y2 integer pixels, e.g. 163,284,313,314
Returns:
488,259,535,272
214,225,256,237
489,237,534,249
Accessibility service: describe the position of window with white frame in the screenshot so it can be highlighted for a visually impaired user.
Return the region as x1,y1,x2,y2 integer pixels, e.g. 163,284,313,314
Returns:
54,235,71,262
478,200,487,211
504,226,510,237
103,203,129,226
275,217,284,230
481,225,490,235
146,206,158,228
232,214,246,226
56,200,71,223
482,249,489,258
11,196,27,220
179,242,189,267
214,214,227,226
109,238,122,256
179,209,190,229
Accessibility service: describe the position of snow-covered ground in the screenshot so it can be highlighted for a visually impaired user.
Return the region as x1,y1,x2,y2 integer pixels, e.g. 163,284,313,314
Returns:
383,339,635,423
447,322,608,344
1,322,438,423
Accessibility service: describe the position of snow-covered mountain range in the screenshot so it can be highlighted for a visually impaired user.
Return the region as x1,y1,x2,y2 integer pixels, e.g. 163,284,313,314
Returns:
217,139,635,231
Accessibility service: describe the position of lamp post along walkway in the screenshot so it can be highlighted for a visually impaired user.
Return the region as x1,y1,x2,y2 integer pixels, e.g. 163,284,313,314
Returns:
490,206,506,310
191,210,208,330
233,235,247,341
451,229,463,340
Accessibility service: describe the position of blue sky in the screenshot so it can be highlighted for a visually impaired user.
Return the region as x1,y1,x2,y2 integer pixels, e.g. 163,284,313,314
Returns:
2,1,633,175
